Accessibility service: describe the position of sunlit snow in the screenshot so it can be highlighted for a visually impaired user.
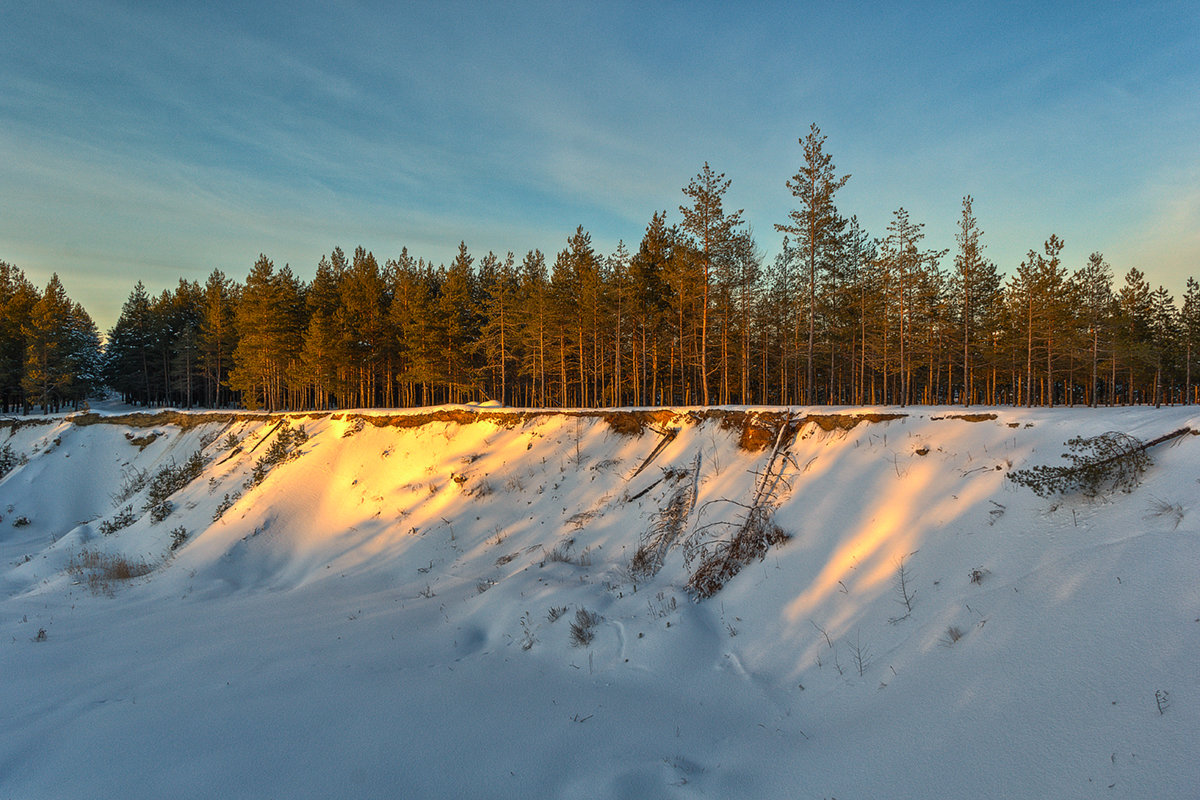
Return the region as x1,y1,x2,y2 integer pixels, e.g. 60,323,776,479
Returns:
2,404,1198,798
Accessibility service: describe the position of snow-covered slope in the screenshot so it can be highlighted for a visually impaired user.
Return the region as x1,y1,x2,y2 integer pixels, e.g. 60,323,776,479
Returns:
2,405,1198,799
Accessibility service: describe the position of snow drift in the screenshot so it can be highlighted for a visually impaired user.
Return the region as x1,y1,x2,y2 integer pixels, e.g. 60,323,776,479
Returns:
2,405,1199,798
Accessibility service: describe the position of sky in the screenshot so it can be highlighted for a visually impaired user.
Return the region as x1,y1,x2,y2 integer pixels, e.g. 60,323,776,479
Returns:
2,1,1198,332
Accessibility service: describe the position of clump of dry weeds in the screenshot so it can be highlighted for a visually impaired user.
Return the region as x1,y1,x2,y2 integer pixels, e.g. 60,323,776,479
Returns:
66,550,156,595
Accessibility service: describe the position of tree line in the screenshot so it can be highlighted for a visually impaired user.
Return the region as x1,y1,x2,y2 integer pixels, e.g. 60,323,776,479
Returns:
0,262,101,413
4,124,1200,413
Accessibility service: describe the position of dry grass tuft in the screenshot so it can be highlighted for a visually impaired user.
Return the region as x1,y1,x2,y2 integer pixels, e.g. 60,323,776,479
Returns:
66,549,156,595
942,625,965,646
569,608,602,646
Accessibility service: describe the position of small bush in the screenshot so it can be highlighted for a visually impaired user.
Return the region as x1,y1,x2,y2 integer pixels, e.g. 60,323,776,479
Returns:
244,421,305,489
148,499,174,523
569,608,602,647
169,526,188,551
547,606,568,623
213,491,241,522
142,450,208,523
12,515,31,528
0,443,19,478
99,505,138,535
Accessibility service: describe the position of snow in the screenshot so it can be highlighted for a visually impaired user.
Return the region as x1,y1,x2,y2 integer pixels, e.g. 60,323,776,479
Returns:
2,405,1198,798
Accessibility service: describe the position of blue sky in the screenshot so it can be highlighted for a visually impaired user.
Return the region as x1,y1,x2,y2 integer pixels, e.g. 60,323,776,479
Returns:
3,1,1198,331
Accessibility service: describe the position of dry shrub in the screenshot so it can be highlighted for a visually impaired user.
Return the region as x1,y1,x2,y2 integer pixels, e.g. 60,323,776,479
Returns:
932,413,997,422
569,608,602,646
687,506,789,598
631,461,698,577
67,550,155,595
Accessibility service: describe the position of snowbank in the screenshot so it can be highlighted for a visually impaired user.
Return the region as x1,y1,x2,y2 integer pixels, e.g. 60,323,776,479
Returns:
2,406,1198,798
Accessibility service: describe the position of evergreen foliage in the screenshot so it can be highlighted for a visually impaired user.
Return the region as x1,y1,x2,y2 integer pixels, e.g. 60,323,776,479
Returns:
0,443,19,478
1007,431,1151,498
142,450,209,523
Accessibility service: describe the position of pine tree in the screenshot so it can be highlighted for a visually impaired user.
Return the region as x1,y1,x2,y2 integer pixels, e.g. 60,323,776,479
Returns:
630,212,672,405
61,302,102,408
776,124,850,404
680,164,744,405
952,196,1000,405
22,275,76,412
606,241,632,406
104,282,157,406
166,280,204,408
340,247,389,407
878,209,945,405
391,258,444,406
199,270,239,408
1181,277,1200,404
515,250,550,406
1036,235,1069,406
440,243,479,403
297,254,343,409
479,251,519,404
0,261,38,412
1071,253,1114,406
1148,284,1178,406
1115,268,1153,403
229,256,304,410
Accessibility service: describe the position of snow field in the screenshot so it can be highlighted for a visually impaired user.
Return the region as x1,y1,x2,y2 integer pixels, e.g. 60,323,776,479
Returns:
2,405,1198,798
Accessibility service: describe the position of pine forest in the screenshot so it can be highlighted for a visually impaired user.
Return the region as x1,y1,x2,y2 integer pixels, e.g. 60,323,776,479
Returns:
5,126,1200,414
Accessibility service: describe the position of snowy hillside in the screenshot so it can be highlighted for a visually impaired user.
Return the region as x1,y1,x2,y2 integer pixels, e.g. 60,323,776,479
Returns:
3,405,1199,799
